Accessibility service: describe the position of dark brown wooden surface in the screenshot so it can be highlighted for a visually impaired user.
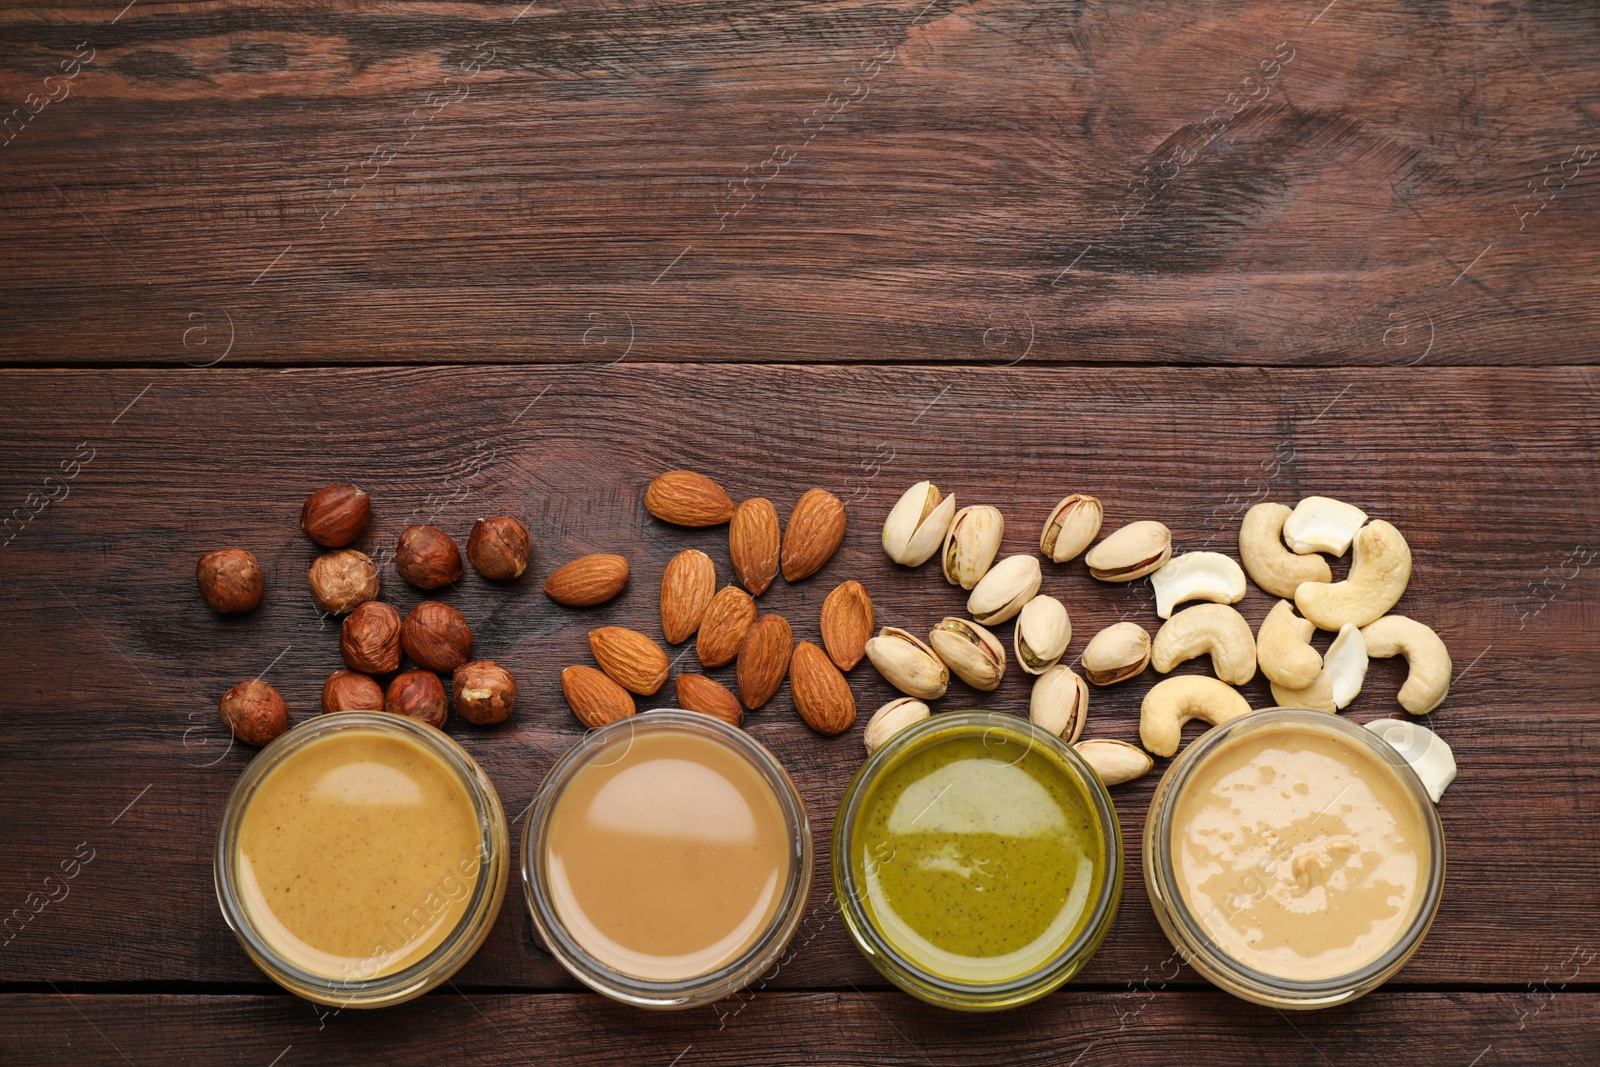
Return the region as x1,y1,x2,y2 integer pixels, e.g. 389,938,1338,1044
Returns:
3,0,1599,1061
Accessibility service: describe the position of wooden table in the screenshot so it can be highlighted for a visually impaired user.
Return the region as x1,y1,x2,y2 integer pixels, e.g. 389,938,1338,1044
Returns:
3,0,1598,1062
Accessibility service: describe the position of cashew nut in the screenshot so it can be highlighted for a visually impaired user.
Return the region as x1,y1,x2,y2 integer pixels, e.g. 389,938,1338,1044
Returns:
1256,599,1322,690
1360,615,1451,714
1282,496,1369,557
1074,739,1154,786
1270,622,1367,710
1151,603,1257,685
1238,503,1333,599
1149,551,1247,619
1295,520,1412,630
1365,718,1456,802
1139,675,1254,758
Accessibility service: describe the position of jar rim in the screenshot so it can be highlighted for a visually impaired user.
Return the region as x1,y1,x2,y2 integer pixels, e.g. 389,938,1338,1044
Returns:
831,711,1124,1010
1143,708,1446,1006
521,709,814,1009
213,711,509,1007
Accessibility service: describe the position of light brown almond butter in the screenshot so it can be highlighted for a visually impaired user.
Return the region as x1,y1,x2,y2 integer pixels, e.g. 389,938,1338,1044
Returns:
790,641,857,736
729,497,781,596
674,673,744,727
781,488,846,582
820,580,874,671
660,548,716,644
588,626,670,695
645,470,735,527
697,585,757,668
543,553,629,607
561,665,636,728
737,613,793,710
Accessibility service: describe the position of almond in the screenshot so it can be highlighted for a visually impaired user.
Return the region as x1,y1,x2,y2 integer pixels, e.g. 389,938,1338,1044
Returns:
729,498,781,596
561,665,636,728
820,580,874,671
645,470,735,527
544,553,629,607
660,548,716,644
780,488,846,581
736,613,793,710
588,626,670,695
790,641,857,736
697,585,757,668
674,673,744,727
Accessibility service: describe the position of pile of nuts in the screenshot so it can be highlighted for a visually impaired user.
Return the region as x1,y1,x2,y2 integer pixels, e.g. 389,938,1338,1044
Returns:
859,483,1455,791
555,471,869,738
196,483,528,747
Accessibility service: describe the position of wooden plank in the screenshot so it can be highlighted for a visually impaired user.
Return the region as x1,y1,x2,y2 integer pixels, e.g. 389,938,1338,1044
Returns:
4,991,1597,1065
1,1,1597,364
0,364,1595,993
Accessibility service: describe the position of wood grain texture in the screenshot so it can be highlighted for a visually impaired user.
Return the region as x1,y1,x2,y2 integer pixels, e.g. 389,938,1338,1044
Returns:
1,365,1597,999
5,992,1599,1065
1,0,1598,364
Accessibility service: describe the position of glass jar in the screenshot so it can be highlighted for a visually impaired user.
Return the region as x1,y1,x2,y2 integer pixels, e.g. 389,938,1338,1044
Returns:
1144,708,1446,1009
214,712,509,1007
522,710,814,1009
832,711,1124,1011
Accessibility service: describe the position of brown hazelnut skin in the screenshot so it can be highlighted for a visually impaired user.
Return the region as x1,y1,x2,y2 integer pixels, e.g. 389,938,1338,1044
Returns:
322,670,384,714
341,601,402,674
308,549,379,614
401,601,473,672
300,484,371,547
452,660,516,725
467,517,531,581
219,679,289,746
395,525,462,589
386,669,447,728
196,548,264,614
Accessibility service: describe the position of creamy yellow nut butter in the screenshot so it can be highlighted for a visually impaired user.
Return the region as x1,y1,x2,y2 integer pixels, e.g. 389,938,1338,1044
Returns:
1144,709,1444,1008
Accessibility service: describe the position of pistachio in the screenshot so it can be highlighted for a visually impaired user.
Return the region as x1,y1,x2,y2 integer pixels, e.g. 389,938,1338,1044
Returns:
942,505,1004,589
863,697,931,755
864,626,950,699
966,553,1042,625
1084,520,1172,582
1030,665,1088,742
928,617,1006,691
882,481,957,567
1080,621,1152,685
1014,594,1071,674
1040,494,1103,563
1074,738,1154,786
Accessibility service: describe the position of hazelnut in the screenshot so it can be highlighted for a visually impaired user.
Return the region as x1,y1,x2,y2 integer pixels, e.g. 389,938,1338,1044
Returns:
219,679,289,746
452,660,516,725
322,670,383,714
395,525,462,589
308,549,379,614
401,601,473,672
300,484,370,547
386,669,447,728
341,601,402,674
467,516,531,581
196,548,264,614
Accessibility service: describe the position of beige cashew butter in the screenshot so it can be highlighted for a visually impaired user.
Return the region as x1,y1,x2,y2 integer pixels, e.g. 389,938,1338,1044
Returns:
1171,723,1430,981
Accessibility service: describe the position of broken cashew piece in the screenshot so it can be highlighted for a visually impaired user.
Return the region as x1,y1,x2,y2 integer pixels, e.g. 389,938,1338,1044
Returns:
1295,520,1412,630
1283,496,1369,557
1272,622,1367,711
1361,615,1451,714
1139,675,1253,758
1365,718,1456,802
1074,739,1154,786
1256,599,1322,690
1239,503,1333,599
1150,551,1247,619
1151,603,1257,685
